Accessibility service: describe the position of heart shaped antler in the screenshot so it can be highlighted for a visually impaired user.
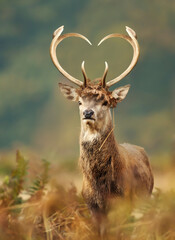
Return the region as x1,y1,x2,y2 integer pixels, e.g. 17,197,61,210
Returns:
98,26,140,88
50,26,92,87
50,26,139,88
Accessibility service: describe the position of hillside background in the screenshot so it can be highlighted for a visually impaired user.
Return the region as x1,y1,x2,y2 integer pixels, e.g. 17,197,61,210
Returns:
0,0,174,169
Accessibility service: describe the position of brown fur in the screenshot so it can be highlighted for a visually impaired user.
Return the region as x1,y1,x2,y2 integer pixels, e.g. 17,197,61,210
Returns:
79,121,154,213
77,81,118,107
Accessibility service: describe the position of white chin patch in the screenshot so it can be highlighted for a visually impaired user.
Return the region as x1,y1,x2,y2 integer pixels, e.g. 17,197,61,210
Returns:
85,119,95,125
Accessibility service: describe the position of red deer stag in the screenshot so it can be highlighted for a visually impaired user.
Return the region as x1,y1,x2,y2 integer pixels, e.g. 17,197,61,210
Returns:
50,26,154,236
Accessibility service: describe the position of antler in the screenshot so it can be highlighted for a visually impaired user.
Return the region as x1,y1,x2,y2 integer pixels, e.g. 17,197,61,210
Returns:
98,26,140,88
50,26,92,87
81,61,89,87
101,61,109,88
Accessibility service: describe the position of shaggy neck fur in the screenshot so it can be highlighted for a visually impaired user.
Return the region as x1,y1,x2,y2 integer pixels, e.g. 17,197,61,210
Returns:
79,110,124,211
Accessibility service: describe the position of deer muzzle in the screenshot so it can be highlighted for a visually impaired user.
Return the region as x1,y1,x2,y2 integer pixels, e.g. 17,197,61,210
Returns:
83,109,95,120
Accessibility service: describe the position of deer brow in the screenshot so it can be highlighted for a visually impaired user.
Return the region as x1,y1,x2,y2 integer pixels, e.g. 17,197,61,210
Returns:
82,94,105,102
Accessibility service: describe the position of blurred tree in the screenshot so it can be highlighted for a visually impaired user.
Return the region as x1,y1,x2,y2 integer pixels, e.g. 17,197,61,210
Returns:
0,0,174,161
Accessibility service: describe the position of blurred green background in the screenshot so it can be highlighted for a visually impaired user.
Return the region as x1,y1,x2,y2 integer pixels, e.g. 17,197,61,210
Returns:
0,0,174,168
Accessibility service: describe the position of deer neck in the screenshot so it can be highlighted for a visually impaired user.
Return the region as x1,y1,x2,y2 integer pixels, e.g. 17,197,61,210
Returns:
79,110,118,157
79,110,121,196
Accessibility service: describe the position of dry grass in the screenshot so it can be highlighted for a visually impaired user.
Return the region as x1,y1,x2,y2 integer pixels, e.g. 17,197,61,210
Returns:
0,151,175,240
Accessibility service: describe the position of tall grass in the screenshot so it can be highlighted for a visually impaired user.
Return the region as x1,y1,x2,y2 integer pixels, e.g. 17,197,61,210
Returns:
0,151,174,240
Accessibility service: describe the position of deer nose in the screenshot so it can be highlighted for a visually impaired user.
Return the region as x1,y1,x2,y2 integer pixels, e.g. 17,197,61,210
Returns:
83,109,94,118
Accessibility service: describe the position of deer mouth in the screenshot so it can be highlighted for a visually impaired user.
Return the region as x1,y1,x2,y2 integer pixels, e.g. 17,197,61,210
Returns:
83,117,95,121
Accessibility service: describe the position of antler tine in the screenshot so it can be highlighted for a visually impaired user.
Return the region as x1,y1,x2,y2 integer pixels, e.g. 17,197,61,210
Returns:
101,61,108,88
53,25,64,38
81,61,89,87
98,26,139,88
50,26,92,87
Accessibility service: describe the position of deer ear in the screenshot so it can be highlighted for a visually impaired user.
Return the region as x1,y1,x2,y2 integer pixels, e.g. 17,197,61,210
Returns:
59,83,79,102
112,84,131,102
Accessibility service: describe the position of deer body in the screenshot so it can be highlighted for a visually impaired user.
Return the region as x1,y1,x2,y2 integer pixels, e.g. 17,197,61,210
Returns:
50,25,154,237
79,115,153,214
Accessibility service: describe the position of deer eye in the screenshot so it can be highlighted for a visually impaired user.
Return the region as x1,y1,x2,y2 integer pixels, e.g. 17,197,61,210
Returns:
102,101,108,106
78,101,82,106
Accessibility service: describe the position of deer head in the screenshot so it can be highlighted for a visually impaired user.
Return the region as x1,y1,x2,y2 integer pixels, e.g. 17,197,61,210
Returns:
50,26,139,134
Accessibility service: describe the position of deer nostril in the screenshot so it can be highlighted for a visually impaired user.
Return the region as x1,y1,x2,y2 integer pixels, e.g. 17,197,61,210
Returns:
83,109,94,118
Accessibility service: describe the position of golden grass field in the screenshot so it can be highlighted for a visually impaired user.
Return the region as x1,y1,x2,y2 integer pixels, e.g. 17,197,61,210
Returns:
0,150,175,240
